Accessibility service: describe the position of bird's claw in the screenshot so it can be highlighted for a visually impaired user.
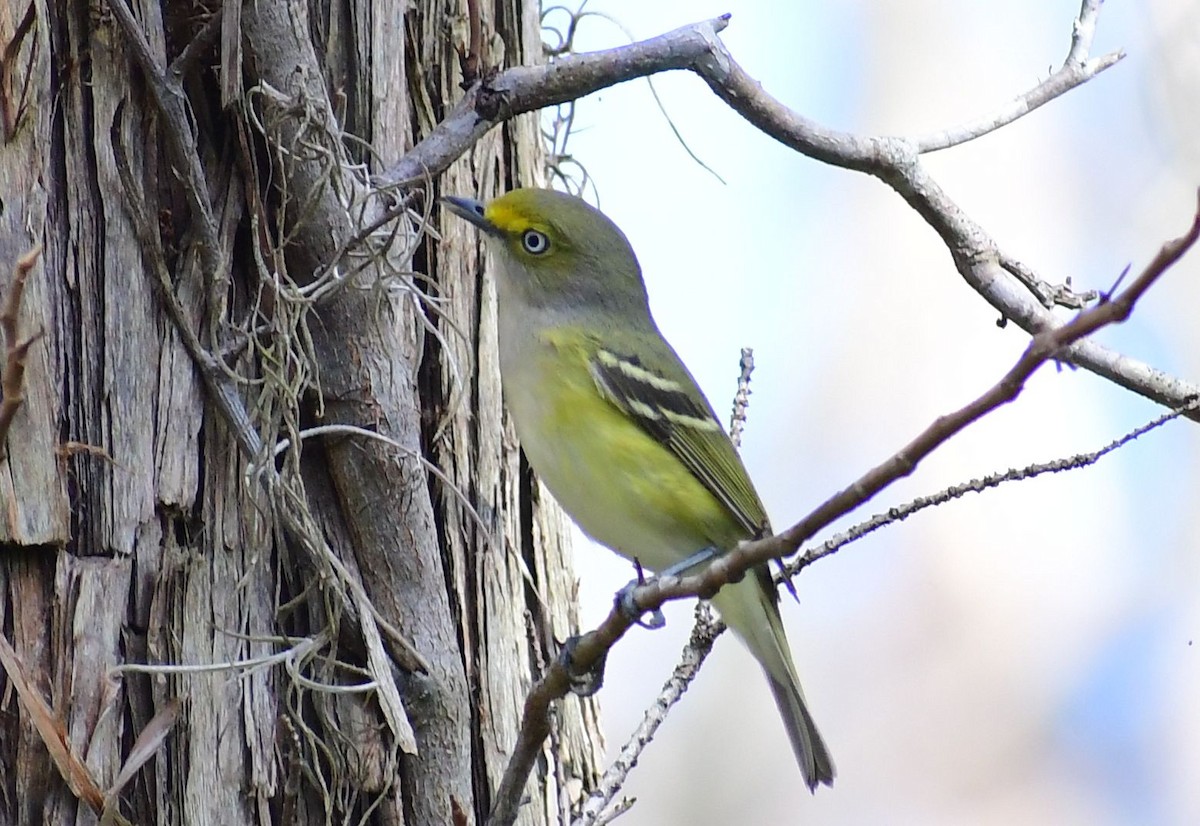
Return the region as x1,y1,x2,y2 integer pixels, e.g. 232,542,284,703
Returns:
774,559,800,603
658,545,719,579
614,581,666,629
559,635,607,696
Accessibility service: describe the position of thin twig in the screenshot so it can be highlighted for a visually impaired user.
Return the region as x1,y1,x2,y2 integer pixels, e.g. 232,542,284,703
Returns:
572,603,723,826
912,2,1121,152
788,394,1200,576
728,348,753,449
101,699,182,818
1,0,38,140
109,634,326,677
106,0,222,275
565,7,727,185
999,252,1098,310
461,0,483,83
168,7,223,80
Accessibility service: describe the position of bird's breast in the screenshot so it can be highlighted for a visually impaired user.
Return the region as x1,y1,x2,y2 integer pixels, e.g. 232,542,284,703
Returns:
498,324,740,571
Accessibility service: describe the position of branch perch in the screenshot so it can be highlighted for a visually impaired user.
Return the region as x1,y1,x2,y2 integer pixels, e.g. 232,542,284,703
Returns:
792,395,1200,576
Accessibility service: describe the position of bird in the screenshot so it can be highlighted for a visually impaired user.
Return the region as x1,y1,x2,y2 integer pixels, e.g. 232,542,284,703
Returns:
443,188,834,790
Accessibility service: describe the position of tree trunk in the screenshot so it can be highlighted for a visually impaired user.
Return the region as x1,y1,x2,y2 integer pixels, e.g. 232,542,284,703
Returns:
0,1,602,824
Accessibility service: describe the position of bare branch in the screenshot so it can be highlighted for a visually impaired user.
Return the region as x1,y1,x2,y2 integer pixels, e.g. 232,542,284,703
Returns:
728,348,754,449
1000,252,1098,310
757,191,1200,573
392,4,1119,179
790,394,1200,575
580,361,1200,823
912,2,1123,152
572,603,723,826
389,15,733,185
106,0,223,276
1066,0,1106,66
103,699,183,811
400,6,1198,419
684,15,1198,419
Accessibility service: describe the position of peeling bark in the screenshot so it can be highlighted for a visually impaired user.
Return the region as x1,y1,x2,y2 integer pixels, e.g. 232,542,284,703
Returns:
0,2,603,824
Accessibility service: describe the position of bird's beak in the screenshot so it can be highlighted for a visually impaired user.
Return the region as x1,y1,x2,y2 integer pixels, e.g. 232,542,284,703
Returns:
441,195,499,235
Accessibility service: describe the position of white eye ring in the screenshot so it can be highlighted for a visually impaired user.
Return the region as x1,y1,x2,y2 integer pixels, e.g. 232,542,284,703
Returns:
522,229,550,255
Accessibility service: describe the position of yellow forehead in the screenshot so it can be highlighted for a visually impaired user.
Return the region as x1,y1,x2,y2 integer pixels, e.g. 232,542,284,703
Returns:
484,199,538,235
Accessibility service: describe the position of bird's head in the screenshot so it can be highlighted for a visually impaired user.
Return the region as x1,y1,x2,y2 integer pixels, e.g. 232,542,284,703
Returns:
442,188,649,314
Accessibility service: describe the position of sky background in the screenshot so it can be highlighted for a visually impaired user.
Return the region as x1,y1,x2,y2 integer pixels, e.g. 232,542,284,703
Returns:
535,1,1200,824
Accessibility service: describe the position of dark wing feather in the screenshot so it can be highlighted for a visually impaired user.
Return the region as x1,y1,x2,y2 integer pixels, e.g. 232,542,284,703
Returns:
588,339,770,539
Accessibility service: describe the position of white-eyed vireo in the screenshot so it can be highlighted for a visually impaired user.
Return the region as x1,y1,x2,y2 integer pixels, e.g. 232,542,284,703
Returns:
444,188,834,790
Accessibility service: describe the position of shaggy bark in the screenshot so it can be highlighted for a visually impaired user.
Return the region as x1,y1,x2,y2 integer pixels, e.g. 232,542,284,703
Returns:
0,2,602,824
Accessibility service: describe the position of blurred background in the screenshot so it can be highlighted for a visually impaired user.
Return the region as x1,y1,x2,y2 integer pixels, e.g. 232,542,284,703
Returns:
539,1,1200,823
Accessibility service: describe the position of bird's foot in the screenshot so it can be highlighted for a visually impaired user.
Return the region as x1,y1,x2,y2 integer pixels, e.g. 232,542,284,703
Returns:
658,545,719,579
558,636,607,696
614,580,666,629
613,547,722,629
774,559,799,603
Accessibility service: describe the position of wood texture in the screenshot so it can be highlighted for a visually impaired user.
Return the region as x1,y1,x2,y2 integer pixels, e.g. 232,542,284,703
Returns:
0,1,603,824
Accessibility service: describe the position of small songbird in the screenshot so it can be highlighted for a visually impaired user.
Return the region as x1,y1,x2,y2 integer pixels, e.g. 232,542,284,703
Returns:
443,188,834,790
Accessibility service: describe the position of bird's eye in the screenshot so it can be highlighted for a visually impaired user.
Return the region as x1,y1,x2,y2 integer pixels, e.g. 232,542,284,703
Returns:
522,229,550,255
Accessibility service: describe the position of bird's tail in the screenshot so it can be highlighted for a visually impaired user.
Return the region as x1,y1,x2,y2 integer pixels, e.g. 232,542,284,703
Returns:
711,575,835,791
764,659,835,791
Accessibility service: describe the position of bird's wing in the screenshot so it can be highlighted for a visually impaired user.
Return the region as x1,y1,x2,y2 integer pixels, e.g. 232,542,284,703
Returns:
587,330,770,539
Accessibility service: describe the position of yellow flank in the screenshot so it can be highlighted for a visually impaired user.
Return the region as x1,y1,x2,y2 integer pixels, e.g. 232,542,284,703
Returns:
527,327,742,567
